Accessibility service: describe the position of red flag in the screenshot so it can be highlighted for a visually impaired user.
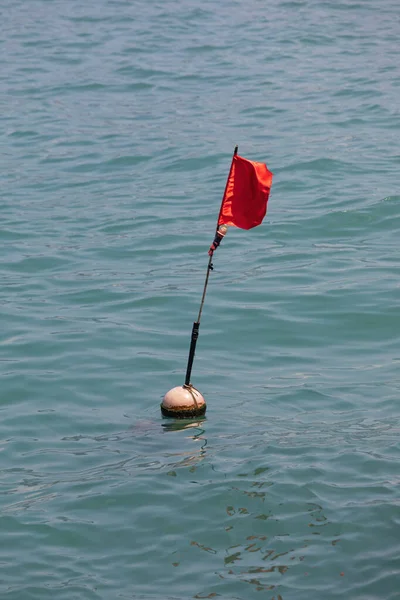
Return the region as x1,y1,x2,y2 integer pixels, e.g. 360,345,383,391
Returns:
218,154,273,230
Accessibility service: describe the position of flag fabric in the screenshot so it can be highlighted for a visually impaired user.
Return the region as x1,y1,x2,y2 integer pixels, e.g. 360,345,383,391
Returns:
217,154,273,230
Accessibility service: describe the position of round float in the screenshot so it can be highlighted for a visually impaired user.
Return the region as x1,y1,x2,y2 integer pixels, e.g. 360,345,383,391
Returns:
161,385,206,419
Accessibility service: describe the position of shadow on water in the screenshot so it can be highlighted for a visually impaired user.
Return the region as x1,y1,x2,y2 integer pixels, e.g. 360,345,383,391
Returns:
161,417,207,434
160,418,208,472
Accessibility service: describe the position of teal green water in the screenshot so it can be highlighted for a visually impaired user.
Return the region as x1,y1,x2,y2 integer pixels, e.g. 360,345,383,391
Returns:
1,1,400,598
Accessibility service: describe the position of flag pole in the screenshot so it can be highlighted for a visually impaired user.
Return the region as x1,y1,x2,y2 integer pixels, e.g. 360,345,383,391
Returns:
184,145,238,387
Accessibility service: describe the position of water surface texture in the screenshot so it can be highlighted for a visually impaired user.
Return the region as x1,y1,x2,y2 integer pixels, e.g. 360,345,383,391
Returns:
1,1,400,598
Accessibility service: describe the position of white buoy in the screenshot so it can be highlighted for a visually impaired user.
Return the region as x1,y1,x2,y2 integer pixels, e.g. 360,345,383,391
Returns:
161,385,206,418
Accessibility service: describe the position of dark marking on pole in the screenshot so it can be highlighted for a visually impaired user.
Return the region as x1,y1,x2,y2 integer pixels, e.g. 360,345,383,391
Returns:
184,321,200,386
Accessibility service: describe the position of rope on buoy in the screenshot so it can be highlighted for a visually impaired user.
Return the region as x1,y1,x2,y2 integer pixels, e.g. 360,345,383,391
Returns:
183,383,199,410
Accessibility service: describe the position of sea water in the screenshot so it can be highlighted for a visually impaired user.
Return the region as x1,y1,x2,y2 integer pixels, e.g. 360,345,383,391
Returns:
1,1,399,598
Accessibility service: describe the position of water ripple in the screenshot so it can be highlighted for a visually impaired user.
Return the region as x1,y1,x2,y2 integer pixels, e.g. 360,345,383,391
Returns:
1,0,400,598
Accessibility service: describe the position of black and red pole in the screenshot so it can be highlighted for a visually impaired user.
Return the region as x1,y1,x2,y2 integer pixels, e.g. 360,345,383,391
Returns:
184,144,238,387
